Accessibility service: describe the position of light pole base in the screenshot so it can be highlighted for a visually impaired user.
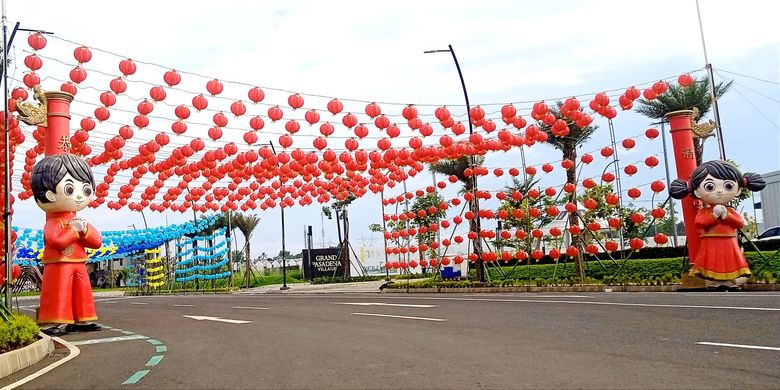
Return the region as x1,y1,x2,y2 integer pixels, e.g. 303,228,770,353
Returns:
280,286,290,291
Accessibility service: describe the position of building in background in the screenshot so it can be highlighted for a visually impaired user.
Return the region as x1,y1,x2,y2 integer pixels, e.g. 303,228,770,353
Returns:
758,170,779,233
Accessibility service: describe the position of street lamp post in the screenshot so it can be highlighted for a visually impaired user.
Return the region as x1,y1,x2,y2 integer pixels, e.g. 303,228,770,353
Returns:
268,141,289,291
424,44,485,282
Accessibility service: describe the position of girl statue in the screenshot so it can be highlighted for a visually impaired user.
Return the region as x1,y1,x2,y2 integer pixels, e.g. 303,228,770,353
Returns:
669,160,766,291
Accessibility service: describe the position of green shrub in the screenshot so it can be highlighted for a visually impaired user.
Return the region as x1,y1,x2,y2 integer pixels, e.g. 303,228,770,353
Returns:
0,315,40,353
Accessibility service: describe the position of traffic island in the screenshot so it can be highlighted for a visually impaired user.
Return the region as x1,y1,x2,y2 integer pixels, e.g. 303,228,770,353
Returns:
0,333,54,378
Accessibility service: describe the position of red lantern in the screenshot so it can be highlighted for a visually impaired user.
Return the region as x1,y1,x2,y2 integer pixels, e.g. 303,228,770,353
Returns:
206,79,224,95
374,115,390,130
94,106,110,122
586,244,599,255
629,238,644,251
133,115,149,129
28,32,47,50
149,86,166,102
623,164,638,176
542,163,554,173
163,69,181,86
24,54,43,71
627,188,641,199
642,88,657,100
605,193,619,206
279,134,293,148
630,213,645,225
678,73,694,87
243,131,258,145
69,66,87,84
119,58,137,76
365,102,381,118
645,156,659,168
248,86,265,103
605,241,618,253
231,101,247,117
23,73,40,88
192,94,208,111
600,146,614,157
645,128,660,139
561,159,575,170
566,246,579,257
208,127,223,140
580,153,594,164
652,80,668,95
501,104,516,118
584,198,598,210
602,172,615,183
268,106,284,122
582,178,596,189
288,93,304,109
650,180,666,193
99,91,116,107
342,113,358,129
651,208,666,219
621,138,636,150
654,233,669,245
107,77,126,95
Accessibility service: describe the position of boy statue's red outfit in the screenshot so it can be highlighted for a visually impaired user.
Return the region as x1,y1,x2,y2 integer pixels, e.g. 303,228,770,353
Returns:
37,211,102,324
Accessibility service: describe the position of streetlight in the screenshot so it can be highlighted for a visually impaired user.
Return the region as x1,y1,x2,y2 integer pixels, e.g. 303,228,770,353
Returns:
424,44,485,282
267,141,289,291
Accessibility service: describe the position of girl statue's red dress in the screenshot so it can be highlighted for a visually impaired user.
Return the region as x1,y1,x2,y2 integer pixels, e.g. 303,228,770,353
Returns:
692,206,750,281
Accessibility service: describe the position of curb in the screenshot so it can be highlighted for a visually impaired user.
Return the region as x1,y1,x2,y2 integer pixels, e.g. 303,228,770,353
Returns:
0,333,54,379
383,283,780,293
0,336,79,389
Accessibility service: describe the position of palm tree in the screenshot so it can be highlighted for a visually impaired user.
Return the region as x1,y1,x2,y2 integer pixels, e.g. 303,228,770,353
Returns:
537,102,598,280
635,76,733,164
429,155,486,282
231,213,261,287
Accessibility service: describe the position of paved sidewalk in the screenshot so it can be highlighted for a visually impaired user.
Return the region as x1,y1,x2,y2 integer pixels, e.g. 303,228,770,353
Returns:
235,279,389,294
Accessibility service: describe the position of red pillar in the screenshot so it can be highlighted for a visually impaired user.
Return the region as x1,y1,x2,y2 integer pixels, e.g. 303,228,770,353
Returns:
665,110,702,285
42,91,74,156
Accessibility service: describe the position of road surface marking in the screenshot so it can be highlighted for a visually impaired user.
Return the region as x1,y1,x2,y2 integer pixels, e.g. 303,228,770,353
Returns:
172,304,195,307
232,306,269,310
696,342,780,351
334,302,437,308
103,301,117,304
401,297,780,312
146,355,164,367
155,345,167,353
682,293,780,297
183,315,252,324
129,302,148,305
351,312,446,322
71,334,148,346
122,370,150,385
0,336,79,390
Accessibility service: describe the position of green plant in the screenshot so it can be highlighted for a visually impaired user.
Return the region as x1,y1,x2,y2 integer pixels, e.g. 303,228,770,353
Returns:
0,315,40,353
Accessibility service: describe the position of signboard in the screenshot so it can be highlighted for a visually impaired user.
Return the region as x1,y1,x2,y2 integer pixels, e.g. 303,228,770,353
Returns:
303,247,348,279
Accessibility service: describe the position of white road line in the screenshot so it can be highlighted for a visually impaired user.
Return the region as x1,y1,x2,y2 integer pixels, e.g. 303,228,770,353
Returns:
696,342,780,351
0,336,80,390
333,302,438,308
71,334,148,346
129,302,148,305
351,312,446,322
103,301,117,304
232,306,269,310
183,315,252,324
682,293,780,298
397,297,780,312
172,304,195,307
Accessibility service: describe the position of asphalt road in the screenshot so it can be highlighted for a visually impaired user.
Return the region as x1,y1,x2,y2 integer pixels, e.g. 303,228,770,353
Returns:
3,291,779,389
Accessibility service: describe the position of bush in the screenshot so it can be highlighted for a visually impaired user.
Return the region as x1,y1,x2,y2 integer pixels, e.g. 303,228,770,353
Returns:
0,315,40,353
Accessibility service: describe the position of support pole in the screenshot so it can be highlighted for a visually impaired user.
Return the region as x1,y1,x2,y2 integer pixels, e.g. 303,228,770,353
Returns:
659,122,679,247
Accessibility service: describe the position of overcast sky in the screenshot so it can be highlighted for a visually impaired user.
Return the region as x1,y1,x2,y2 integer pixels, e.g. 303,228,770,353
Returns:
6,0,779,263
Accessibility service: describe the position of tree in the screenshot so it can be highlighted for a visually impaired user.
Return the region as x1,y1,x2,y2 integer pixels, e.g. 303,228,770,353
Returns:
635,76,733,164
429,155,486,281
537,102,598,279
578,184,650,246
232,213,261,286
410,192,446,264
496,176,558,252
